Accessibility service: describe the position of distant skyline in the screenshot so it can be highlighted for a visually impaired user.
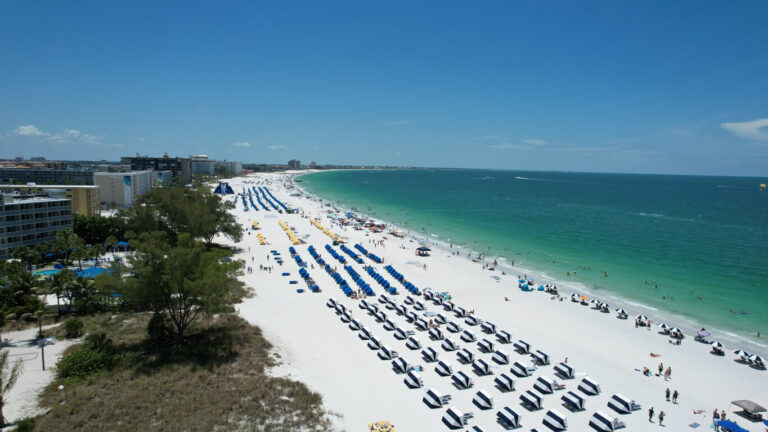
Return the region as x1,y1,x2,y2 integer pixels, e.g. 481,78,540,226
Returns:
1,1,767,176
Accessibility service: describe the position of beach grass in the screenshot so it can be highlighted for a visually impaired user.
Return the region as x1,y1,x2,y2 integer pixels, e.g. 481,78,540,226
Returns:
34,312,335,431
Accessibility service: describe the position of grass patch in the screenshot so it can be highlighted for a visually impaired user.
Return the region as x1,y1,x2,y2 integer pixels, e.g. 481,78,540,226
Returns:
35,313,335,431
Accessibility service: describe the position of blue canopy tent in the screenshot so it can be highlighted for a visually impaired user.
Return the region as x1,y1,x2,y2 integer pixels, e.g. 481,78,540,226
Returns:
716,420,749,432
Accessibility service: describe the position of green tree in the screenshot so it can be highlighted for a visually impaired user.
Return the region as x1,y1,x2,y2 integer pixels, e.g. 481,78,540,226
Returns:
71,238,88,270
48,269,76,316
54,228,80,266
122,233,244,344
0,350,23,426
105,235,118,251
11,246,38,272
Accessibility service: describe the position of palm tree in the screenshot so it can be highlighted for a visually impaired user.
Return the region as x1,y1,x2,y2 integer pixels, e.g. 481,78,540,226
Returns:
0,350,23,426
11,246,38,272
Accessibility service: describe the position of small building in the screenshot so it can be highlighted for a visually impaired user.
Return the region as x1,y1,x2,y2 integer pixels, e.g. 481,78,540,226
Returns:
0,192,72,258
94,171,152,208
190,155,216,175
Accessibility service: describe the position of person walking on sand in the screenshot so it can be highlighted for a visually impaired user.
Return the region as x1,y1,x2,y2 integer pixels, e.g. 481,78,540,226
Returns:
665,388,670,401
672,390,678,403
648,407,655,422
658,363,663,376
658,411,665,426
664,366,671,381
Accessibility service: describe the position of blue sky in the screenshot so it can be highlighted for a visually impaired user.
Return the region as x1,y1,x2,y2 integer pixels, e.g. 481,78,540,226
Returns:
1,1,767,175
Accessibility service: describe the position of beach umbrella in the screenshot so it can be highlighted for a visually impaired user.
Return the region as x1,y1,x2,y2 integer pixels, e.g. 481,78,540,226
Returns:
657,323,669,330
669,327,682,335
590,299,600,305
518,279,527,283
749,354,765,364
711,341,724,349
615,308,627,315
580,296,589,300
733,350,750,358
697,330,711,337
635,315,648,321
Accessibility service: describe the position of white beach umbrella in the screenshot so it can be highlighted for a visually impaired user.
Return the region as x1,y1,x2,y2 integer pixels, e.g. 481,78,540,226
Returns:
590,299,601,305
657,323,669,330
711,341,724,349
733,349,750,358
668,327,682,335
615,308,626,314
749,354,765,364
636,315,648,321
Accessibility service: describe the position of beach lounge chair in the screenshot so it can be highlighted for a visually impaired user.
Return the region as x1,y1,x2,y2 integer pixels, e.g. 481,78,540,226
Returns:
461,330,476,343
510,361,530,377
481,321,496,334
494,373,516,392
520,390,543,410
477,338,494,353
588,410,617,431
578,377,601,395
442,407,473,429
392,357,410,374
457,348,475,364
423,388,452,409
442,338,459,351
496,406,521,428
492,350,510,365
429,327,444,340
514,339,531,354
554,362,575,379
496,330,512,344
451,371,473,389
562,391,585,411
406,336,422,350
404,370,423,388
543,409,568,431
422,347,439,362
436,359,453,376
472,390,494,410
472,358,492,376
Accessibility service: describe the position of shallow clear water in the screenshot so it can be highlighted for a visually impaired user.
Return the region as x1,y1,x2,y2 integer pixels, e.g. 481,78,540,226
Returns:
299,169,768,342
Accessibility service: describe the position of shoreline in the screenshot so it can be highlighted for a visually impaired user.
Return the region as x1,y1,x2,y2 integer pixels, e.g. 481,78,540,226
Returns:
292,170,767,354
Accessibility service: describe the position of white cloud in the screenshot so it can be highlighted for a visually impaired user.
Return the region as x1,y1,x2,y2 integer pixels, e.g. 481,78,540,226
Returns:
14,125,46,136
269,145,286,150
520,138,547,145
721,118,768,142
233,141,251,147
384,119,413,126
490,142,530,150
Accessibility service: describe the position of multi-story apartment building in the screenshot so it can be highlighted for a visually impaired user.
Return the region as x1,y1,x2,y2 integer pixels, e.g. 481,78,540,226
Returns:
0,168,94,185
0,184,100,216
94,171,152,208
120,155,192,182
216,160,243,175
0,191,73,258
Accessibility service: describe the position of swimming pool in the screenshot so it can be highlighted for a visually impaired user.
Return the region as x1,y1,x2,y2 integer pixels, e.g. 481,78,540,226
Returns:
35,269,60,277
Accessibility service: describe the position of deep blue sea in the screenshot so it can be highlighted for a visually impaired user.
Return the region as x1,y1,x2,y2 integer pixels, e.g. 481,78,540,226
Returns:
299,169,768,345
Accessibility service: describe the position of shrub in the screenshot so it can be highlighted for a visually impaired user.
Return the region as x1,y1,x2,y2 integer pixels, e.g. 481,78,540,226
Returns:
64,318,84,338
57,345,116,380
15,417,36,432
147,312,172,349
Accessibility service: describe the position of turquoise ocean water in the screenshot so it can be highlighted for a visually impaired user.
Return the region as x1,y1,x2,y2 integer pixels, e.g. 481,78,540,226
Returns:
298,169,768,346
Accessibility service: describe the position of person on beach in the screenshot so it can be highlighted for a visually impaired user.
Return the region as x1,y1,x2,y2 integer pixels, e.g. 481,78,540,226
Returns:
672,390,678,403
658,363,663,376
658,411,665,426
664,366,671,380
665,388,670,401
648,407,655,422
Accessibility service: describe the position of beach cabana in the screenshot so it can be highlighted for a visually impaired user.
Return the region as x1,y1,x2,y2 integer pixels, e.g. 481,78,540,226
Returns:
492,350,510,365
394,327,408,340
562,391,585,411
588,411,616,432
334,303,347,315
422,347,439,362
379,345,399,360
543,409,568,431
359,326,372,340
534,376,555,394
451,371,473,389
359,299,371,311
339,312,352,323
461,330,476,342
496,406,521,428
406,336,422,350
405,311,418,322
465,315,480,326
442,338,459,351
375,310,387,322
348,319,361,331
383,319,397,331
532,350,550,365
711,341,725,355
413,300,425,311
730,400,767,420
554,362,575,379
473,390,494,410
494,373,515,392
436,313,449,324
436,360,453,376
415,318,429,331
514,339,531,354
510,361,530,377
422,290,433,300
578,377,601,395
368,303,380,314
481,321,496,334
378,294,389,304
607,393,640,414
404,295,414,305
457,348,475,364
404,370,423,388
392,357,410,374
478,338,494,353
395,304,407,315
472,358,492,376
432,296,443,305
496,330,512,344
429,327,444,340
447,321,462,333
423,388,452,409
442,407,472,429
443,301,455,311
367,336,382,350
749,355,766,368
325,298,337,309
454,306,468,318
520,390,543,410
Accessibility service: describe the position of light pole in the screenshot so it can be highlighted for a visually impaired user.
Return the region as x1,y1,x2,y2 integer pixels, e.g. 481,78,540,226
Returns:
58,384,68,403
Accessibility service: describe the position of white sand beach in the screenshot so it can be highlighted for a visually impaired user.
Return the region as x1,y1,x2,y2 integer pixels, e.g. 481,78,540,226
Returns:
221,172,766,432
